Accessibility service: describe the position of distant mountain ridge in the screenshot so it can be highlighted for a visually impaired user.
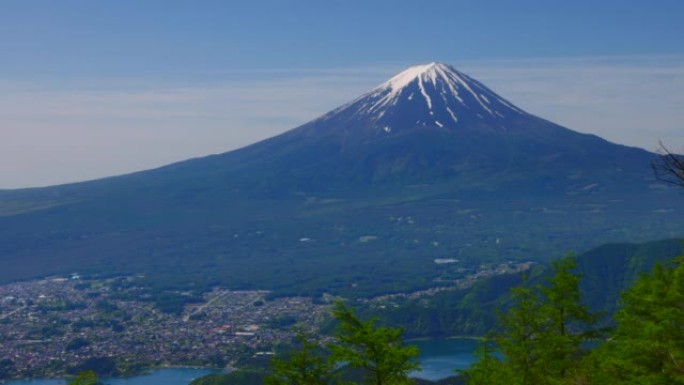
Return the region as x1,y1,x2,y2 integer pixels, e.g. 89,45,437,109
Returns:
0,62,682,296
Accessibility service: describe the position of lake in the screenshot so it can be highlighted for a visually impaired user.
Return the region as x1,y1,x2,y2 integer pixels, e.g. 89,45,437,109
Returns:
411,338,479,381
4,338,478,384
3,368,219,385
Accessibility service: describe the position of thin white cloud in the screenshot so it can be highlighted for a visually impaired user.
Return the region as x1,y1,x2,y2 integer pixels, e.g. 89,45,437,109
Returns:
1,56,683,188
461,55,684,153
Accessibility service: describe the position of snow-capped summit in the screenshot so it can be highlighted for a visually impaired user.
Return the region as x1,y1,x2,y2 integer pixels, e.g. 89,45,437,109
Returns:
312,62,527,135
366,62,525,118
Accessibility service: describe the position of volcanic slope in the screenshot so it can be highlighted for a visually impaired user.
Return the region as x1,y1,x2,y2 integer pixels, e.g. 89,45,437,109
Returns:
1,63,682,296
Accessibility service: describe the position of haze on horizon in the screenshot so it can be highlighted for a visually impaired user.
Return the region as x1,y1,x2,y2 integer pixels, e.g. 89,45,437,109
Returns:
2,0,684,189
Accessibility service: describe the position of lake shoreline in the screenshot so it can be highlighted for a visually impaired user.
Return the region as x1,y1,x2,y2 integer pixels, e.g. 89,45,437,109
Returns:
0,366,224,384
3,338,479,384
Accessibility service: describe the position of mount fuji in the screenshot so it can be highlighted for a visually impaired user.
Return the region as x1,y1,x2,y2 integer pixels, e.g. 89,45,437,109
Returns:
0,63,682,296
180,62,656,193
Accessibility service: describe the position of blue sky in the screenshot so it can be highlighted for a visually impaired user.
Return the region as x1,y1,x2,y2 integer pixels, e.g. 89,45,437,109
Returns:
2,0,684,187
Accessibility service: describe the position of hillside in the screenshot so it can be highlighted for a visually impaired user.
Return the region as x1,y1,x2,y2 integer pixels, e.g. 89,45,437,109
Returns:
371,238,683,337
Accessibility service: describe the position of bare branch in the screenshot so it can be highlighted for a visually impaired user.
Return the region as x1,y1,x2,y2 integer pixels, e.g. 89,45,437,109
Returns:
652,141,684,188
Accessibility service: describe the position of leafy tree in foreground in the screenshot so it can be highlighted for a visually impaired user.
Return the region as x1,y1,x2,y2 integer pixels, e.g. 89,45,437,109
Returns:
265,331,337,385
267,301,419,385
537,256,595,380
330,300,420,385
595,256,684,384
461,338,510,385
497,283,545,385
464,255,595,385
68,370,101,385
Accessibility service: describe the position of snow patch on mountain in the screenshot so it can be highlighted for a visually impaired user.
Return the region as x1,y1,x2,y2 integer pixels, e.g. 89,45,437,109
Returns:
313,62,529,133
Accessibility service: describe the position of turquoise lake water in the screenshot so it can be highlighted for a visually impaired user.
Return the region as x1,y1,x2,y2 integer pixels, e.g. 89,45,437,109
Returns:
4,338,477,384
410,338,479,381
3,368,219,385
